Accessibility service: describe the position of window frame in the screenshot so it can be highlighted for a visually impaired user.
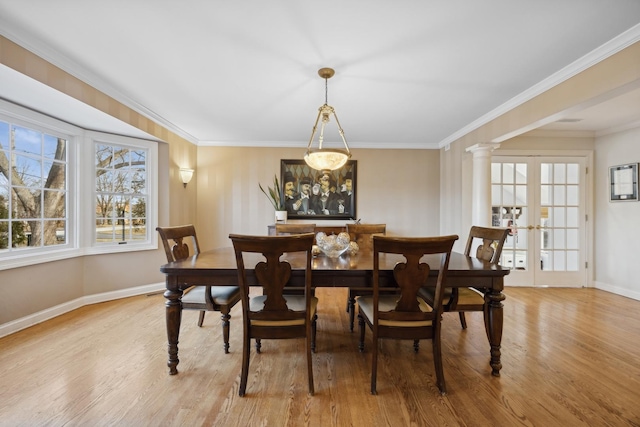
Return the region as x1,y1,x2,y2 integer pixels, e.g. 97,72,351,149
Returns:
84,131,158,254
0,99,158,270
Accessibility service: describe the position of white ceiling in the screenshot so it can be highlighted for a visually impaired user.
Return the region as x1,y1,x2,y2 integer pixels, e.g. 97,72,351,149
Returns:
0,1,639,149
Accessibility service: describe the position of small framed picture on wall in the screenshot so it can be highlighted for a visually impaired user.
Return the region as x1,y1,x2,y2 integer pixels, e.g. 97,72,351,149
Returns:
609,163,639,202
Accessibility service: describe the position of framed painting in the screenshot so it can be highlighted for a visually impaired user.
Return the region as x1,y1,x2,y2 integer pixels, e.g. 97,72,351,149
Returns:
609,163,638,202
280,159,357,220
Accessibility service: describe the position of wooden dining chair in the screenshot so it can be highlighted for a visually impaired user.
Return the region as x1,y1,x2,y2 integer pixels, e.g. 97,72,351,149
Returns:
357,234,458,395
275,223,317,235
345,223,388,331
230,233,317,396
418,226,509,330
156,225,241,353
275,223,317,297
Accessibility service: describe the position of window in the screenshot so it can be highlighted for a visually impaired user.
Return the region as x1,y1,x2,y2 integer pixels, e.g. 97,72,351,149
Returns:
0,99,158,268
95,142,148,244
0,119,69,254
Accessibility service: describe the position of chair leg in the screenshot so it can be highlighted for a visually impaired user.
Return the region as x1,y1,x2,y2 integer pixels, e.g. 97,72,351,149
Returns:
371,333,378,395
311,313,318,353
358,314,366,352
197,310,205,327
239,331,250,396
255,338,261,354
432,330,447,395
221,310,231,354
306,335,315,396
348,296,356,332
459,311,468,329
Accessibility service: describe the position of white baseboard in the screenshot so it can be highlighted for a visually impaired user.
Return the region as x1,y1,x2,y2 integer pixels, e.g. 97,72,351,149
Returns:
594,281,640,301
0,282,165,339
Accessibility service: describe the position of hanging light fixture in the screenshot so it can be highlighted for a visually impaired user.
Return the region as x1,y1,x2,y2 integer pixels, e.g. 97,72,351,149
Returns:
304,67,351,173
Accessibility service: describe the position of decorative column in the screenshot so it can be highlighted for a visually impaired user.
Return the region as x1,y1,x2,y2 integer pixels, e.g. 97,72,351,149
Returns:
465,143,500,227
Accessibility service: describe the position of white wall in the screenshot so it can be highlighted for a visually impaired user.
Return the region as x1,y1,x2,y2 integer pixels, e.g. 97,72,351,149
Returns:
594,126,640,300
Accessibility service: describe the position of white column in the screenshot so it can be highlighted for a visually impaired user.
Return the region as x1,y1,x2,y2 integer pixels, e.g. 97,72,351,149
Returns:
465,143,500,227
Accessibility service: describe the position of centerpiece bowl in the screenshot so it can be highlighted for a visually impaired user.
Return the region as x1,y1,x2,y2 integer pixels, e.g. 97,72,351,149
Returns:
315,232,350,258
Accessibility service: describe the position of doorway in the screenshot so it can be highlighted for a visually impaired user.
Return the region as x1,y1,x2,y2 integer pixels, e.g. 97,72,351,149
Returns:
491,156,588,287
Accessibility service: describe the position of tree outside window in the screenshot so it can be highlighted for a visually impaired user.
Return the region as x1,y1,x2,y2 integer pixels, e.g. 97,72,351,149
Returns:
95,143,147,243
0,121,67,251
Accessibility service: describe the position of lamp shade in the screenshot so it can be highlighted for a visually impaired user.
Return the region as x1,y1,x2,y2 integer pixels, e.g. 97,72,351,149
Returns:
179,168,194,186
304,149,350,172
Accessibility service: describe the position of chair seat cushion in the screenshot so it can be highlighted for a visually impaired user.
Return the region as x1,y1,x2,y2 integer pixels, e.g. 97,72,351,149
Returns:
182,286,240,305
418,287,451,305
418,287,485,307
249,295,319,326
456,287,485,306
357,295,433,327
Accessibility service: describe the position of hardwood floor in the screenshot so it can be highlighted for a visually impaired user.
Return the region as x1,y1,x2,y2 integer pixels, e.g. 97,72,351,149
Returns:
1,287,639,426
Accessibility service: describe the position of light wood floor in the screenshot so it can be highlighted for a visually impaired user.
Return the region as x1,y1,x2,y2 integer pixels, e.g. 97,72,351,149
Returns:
1,287,640,426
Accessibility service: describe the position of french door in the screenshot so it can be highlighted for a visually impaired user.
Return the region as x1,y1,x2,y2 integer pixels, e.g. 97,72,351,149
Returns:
491,156,587,287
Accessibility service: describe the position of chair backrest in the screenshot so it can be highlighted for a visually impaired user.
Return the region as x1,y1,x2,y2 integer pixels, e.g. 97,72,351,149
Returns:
156,224,201,263
230,233,315,322
373,235,458,323
275,223,316,235
463,226,509,264
346,223,386,252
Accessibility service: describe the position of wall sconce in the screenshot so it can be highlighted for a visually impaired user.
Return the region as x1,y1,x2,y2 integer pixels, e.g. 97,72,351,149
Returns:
179,168,194,188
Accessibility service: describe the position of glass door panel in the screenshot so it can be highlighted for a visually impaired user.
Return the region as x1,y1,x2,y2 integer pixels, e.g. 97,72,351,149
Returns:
492,156,586,287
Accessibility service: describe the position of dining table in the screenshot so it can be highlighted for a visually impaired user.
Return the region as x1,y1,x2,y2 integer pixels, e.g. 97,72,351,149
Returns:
160,246,510,377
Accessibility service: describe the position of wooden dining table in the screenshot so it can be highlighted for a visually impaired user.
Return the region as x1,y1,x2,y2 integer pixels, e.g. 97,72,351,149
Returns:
160,246,510,377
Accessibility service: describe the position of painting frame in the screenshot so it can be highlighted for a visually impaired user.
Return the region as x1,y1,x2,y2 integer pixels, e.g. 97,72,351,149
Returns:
280,159,357,220
609,163,639,202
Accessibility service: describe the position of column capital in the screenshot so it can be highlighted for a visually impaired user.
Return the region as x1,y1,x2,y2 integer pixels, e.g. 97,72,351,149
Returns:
465,143,501,155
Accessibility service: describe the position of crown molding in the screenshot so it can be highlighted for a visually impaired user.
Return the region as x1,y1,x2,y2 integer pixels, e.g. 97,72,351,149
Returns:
438,23,640,148
197,140,440,150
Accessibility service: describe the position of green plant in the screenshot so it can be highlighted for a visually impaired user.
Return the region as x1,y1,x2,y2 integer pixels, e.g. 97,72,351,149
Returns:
259,175,286,211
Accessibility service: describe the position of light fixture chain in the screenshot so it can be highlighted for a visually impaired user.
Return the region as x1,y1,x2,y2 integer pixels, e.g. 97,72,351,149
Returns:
324,77,329,105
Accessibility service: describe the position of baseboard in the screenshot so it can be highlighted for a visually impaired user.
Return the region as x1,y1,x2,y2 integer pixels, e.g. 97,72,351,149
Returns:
0,282,165,339
594,281,640,301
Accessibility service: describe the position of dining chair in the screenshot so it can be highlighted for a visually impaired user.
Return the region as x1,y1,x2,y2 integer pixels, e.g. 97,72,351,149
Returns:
357,234,458,395
275,223,317,298
345,223,388,331
230,232,317,396
275,223,317,235
156,225,241,354
418,226,509,330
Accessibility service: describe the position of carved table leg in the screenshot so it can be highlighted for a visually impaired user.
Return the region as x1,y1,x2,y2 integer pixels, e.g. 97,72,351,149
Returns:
164,277,183,375
484,288,505,377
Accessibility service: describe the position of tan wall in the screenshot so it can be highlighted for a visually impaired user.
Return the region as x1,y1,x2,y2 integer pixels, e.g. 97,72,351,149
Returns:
498,133,595,151
0,258,83,323
195,146,442,250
